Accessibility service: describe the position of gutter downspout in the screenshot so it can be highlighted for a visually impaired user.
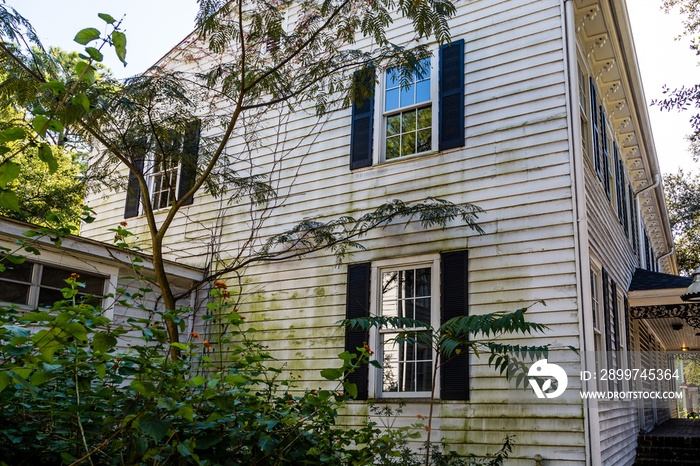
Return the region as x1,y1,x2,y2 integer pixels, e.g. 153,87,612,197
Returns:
656,247,675,271
562,1,598,464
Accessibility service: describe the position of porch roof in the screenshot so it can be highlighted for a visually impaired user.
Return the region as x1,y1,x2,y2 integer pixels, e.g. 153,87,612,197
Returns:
629,268,692,292
628,269,700,351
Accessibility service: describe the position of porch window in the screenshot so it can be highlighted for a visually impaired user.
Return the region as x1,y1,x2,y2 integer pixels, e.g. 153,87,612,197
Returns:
0,261,105,307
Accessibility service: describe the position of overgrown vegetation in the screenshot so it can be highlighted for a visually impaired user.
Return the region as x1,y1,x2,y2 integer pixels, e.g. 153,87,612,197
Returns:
0,267,535,465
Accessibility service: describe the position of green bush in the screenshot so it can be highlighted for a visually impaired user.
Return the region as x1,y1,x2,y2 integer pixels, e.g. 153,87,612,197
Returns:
0,272,524,465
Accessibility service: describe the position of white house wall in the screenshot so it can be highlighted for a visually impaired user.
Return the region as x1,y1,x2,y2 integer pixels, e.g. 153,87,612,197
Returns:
77,0,615,463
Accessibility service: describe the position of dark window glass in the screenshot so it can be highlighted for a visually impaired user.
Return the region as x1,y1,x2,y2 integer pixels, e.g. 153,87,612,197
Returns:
41,265,104,295
38,288,64,307
0,281,30,305
0,260,33,282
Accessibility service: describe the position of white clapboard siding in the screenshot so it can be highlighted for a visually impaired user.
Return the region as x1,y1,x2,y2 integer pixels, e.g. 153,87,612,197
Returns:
79,0,594,463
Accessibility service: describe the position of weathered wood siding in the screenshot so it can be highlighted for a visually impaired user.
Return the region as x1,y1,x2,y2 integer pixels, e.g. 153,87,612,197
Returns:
81,0,590,463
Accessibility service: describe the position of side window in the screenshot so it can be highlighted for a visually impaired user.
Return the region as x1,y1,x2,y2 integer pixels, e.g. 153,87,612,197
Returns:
590,77,602,180
578,64,590,163
590,265,606,389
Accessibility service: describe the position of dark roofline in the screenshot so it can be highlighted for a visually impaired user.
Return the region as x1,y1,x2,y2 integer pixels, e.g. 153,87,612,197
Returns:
629,267,692,292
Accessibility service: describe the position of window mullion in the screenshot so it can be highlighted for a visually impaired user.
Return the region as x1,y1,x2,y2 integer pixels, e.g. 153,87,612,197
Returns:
28,263,41,308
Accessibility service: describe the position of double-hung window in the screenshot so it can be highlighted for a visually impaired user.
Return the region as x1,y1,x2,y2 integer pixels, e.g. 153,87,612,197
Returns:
149,155,180,210
124,121,201,218
344,250,469,401
383,59,435,160
377,261,438,396
349,40,465,169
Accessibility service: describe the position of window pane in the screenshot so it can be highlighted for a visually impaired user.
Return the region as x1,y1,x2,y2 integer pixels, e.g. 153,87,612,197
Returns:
386,114,400,136
417,340,431,361
417,107,431,129
386,69,399,89
417,362,432,391
416,79,430,103
41,266,104,295
400,83,414,107
401,110,416,133
153,174,162,193
401,361,416,392
415,267,431,297
38,288,64,307
401,133,416,156
417,58,430,79
0,260,33,283
382,271,398,299
415,298,430,323
385,88,400,112
386,137,400,160
0,281,29,305
417,129,431,153
400,270,414,298
402,300,414,320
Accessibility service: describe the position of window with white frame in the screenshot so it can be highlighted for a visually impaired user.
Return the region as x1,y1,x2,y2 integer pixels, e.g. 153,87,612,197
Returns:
348,40,464,170
590,266,606,389
374,259,439,397
149,156,180,210
578,63,590,162
616,293,629,392
383,58,435,161
0,261,105,307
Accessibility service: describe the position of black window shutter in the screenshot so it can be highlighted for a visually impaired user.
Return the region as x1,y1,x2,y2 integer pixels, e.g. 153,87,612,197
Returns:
345,262,371,400
178,120,201,206
621,166,629,236
614,144,622,222
439,39,465,151
124,151,145,219
349,68,374,170
440,249,469,400
601,109,611,198
590,77,601,178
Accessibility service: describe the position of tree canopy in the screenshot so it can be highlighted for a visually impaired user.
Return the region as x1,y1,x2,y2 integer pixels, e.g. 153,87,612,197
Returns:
0,0,486,357
663,170,700,275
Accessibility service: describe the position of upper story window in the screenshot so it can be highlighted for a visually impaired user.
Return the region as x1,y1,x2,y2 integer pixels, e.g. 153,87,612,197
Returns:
124,121,201,219
149,156,180,210
590,77,602,179
348,40,465,170
384,59,433,160
601,110,612,200
578,64,590,162
0,261,105,307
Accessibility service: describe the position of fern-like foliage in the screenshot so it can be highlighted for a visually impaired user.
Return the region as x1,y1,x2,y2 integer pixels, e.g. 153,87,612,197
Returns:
343,303,550,390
